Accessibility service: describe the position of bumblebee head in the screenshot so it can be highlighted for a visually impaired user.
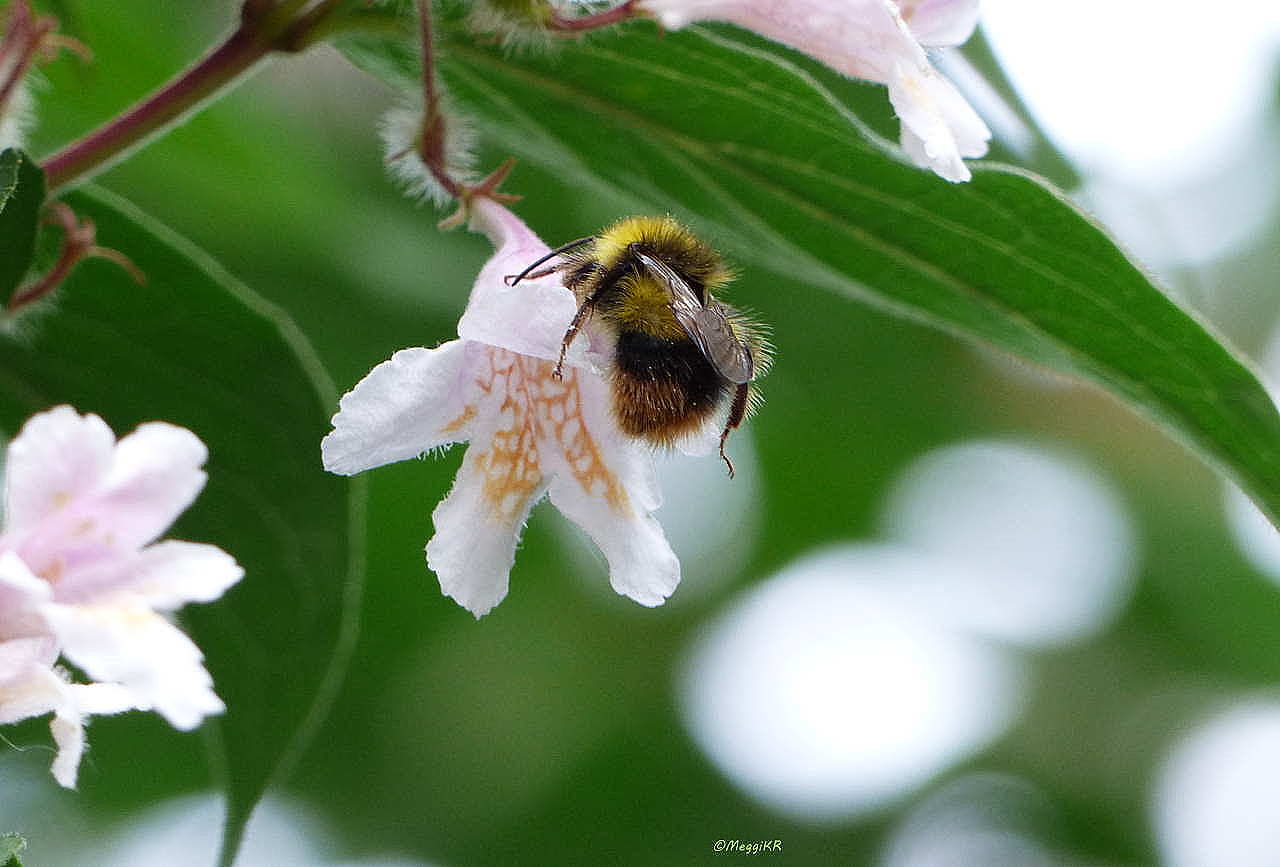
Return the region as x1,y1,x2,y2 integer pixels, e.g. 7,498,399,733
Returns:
595,215,734,290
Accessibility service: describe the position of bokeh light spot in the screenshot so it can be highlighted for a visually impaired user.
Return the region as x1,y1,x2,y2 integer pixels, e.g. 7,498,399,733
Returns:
678,545,1024,822
881,440,1137,647
1154,701,1280,867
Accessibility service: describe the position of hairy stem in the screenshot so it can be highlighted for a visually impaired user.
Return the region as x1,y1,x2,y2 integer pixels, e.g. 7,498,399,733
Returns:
415,0,462,199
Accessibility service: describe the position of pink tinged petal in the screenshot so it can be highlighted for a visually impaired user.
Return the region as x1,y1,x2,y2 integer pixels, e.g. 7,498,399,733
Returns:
57,540,243,608
114,541,243,610
458,199,594,368
41,603,223,731
643,0,912,84
890,60,990,182
0,550,51,600
0,657,65,724
4,415,209,578
322,341,474,476
638,0,988,181
0,636,56,684
42,539,243,608
0,551,53,639
2,406,115,536
94,422,208,550
898,0,980,46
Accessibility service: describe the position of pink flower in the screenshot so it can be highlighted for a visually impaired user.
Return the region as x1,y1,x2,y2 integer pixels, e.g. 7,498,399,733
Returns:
322,199,682,618
0,407,242,787
640,0,990,181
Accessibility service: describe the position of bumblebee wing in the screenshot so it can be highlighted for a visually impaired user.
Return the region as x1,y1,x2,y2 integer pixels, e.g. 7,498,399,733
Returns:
636,251,754,384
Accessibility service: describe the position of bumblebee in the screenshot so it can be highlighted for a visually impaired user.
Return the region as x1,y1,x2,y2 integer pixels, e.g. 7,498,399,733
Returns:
508,216,771,476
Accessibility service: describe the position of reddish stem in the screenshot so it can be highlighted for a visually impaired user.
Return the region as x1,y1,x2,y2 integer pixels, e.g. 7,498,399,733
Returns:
0,1,54,125
414,0,461,199
40,25,273,192
549,0,639,33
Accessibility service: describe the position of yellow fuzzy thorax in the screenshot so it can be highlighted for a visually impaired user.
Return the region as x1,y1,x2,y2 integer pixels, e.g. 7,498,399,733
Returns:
605,273,687,339
592,216,735,291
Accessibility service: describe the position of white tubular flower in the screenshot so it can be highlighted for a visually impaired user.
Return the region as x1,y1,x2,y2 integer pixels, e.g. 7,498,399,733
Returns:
322,198,680,618
0,406,243,787
641,0,990,181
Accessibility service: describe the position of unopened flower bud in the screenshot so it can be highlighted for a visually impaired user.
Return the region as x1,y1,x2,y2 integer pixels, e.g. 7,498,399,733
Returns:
380,94,478,207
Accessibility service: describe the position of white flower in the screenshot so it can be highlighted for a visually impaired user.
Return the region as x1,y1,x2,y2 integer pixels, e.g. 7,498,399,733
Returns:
0,406,243,787
322,198,680,618
640,0,990,181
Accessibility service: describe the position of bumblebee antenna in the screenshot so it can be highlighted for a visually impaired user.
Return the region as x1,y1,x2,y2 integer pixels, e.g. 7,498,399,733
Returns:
505,237,593,286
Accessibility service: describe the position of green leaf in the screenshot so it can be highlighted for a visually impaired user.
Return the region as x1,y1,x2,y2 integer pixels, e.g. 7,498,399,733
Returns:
0,833,25,867
337,22,1280,529
0,148,46,302
0,187,364,867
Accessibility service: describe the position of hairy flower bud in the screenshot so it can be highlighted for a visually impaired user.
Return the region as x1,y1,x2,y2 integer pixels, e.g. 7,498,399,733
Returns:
380,94,479,207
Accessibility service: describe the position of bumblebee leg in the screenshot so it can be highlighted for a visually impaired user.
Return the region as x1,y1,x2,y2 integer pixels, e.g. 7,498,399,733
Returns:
718,382,750,479
555,302,593,381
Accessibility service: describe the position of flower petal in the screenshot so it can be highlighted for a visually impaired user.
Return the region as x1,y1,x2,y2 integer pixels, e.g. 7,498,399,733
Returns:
2,406,115,536
3,414,209,577
0,550,52,639
543,374,680,606
0,655,64,724
48,708,85,788
458,199,597,368
95,422,209,550
50,682,134,789
899,0,980,46
322,341,472,476
41,603,224,730
424,346,556,617
638,0,989,181
56,540,244,610
890,59,991,182
547,473,679,606
426,446,547,618
0,636,55,685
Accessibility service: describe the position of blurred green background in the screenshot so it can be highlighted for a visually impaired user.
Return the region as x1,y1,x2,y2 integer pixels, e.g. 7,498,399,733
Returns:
4,1,1280,864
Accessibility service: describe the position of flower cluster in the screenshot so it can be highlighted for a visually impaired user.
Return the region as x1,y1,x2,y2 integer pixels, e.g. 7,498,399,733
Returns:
639,0,990,181
323,199,681,618
0,407,241,787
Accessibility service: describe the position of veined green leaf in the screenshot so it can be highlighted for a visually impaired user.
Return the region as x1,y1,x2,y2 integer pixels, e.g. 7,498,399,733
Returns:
0,187,364,867
337,20,1280,529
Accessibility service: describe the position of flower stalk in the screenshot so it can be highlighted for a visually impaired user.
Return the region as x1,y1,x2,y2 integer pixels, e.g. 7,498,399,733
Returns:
39,0,354,193
415,0,462,201
0,1,52,123
549,0,641,33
